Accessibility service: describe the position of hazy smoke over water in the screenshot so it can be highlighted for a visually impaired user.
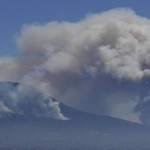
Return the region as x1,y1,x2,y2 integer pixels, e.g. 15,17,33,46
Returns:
1,8,150,123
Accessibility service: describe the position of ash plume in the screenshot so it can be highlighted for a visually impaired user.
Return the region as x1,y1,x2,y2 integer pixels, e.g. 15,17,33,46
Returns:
1,8,150,123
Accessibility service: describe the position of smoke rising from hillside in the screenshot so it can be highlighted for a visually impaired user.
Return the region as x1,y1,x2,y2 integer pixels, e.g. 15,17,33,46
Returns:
1,8,150,123
0,81,68,120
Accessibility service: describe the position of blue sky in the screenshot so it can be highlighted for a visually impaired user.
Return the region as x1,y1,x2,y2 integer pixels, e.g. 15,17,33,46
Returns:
0,0,150,56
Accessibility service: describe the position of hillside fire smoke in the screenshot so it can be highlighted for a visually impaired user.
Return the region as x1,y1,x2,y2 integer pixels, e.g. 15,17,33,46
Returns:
0,81,68,120
1,8,150,123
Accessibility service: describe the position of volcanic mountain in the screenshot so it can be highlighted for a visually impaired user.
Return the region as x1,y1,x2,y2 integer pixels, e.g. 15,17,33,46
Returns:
0,81,150,150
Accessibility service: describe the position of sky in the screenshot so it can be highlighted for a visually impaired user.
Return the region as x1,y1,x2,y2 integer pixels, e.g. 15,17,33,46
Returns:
0,0,150,56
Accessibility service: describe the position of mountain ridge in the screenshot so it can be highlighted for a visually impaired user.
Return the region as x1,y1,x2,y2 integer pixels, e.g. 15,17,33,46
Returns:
0,81,150,149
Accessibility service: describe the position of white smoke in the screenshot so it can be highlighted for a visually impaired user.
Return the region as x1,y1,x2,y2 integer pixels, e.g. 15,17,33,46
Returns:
134,93,150,124
0,81,69,120
1,8,150,123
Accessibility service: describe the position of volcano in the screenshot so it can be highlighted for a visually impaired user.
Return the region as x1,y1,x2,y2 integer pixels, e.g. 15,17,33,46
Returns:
0,81,149,150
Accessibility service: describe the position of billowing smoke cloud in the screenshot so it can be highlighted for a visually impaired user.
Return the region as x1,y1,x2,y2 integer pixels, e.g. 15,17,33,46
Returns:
1,8,150,123
0,81,68,120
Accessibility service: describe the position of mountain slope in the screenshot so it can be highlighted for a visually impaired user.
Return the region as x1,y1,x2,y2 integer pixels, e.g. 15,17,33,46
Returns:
0,103,150,150
0,81,150,149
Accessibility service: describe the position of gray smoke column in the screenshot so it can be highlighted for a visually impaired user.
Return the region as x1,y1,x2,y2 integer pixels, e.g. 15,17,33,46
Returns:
1,8,150,123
